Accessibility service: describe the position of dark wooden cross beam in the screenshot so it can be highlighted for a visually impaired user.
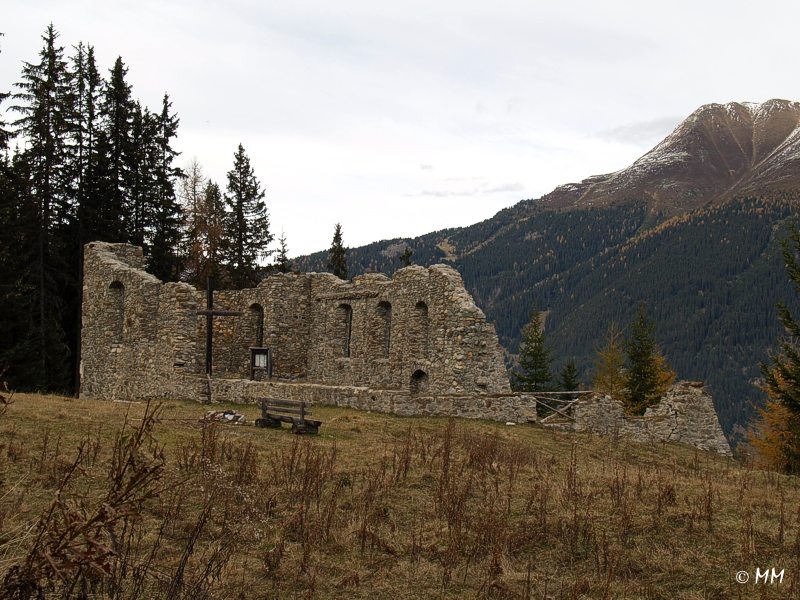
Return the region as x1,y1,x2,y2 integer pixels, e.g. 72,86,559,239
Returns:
196,277,242,375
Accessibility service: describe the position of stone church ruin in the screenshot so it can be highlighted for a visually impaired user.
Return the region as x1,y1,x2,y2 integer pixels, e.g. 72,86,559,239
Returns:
80,242,731,455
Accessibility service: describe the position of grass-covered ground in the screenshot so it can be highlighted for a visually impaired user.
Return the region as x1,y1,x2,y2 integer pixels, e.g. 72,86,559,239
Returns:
0,391,798,599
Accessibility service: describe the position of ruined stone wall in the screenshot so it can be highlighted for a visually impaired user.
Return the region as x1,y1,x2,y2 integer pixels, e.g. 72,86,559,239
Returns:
80,243,734,455
193,274,313,380
564,382,732,456
81,242,510,400
188,263,510,395
80,242,198,401
306,265,510,395
202,378,537,424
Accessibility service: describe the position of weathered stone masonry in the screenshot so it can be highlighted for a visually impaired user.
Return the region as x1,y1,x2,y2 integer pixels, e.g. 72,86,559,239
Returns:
80,242,518,415
80,242,732,455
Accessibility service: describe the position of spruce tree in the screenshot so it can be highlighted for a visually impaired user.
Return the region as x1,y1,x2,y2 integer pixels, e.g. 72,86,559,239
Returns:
759,224,800,473
223,143,272,287
275,230,292,273
512,310,552,392
625,302,674,415
147,93,184,281
327,223,348,279
127,101,156,246
99,56,133,242
8,24,74,390
75,45,105,244
559,359,580,398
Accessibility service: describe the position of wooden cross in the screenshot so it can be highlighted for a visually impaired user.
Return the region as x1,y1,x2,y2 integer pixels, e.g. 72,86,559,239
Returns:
196,277,242,376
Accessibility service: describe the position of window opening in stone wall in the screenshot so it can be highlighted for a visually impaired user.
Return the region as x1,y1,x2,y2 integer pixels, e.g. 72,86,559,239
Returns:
338,303,353,358
415,301,430,358
377,301,392,358
109,281,125,343
410,369,428,395
249,303,264,346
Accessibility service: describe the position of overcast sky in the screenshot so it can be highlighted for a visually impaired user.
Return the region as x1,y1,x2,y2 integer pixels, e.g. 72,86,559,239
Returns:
3,1,800,256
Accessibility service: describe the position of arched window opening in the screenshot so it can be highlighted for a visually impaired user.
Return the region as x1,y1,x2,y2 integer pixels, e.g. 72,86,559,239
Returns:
109,281,125,343
249,303,264,347
377,301,392,358
337,303,353,358
410,369,428,395
414,301,430,358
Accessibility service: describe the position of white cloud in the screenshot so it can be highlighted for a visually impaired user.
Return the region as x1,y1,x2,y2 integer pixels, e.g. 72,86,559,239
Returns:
3,1,800,255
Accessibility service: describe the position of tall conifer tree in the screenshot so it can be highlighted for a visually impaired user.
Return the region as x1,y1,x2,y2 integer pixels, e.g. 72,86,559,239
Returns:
512,310,553,392
559,359,580,398
99,56,133,242
327,223,348,279
202,180,226,284
147,94,184,281
275,230,292,273
9,24,74,389
624,302,674,414
223,144,271,287
181,159,206,284
74,44,104,243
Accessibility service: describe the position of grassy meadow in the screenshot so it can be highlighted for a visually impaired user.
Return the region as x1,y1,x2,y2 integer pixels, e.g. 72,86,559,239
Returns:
0,391,797,599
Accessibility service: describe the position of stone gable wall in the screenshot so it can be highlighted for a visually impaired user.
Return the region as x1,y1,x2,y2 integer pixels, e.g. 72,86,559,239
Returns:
80,242,198,401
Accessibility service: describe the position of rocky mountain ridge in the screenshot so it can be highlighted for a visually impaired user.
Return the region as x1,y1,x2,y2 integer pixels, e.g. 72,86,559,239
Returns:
540,99,800,216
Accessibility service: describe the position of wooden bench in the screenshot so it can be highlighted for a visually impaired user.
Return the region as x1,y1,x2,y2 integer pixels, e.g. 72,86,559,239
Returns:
254,398,321,434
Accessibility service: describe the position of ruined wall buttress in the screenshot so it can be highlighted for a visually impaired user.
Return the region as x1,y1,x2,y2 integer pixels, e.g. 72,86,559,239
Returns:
80,242,199,400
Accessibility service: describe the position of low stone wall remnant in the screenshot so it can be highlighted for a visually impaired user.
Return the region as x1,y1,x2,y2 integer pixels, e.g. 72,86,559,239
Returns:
551,381,732,456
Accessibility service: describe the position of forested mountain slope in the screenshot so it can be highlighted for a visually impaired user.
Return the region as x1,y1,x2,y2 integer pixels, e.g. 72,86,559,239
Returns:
297,100,800,440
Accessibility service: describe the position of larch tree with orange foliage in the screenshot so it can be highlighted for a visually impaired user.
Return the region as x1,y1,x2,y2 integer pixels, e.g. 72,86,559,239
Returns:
754,225,800,473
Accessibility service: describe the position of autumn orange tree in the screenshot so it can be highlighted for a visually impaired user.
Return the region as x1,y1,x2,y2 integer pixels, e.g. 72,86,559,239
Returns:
593,323,626,398
753,225,800,473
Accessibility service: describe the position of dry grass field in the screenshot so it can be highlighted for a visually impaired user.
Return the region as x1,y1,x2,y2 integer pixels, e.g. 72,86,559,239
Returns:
0,391,798,599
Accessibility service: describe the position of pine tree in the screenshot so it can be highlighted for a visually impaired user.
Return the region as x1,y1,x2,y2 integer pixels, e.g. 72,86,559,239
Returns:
65,42,103,394
757,224,800,473
511,310,552,392
625,302,674,415
593,323,626,398
559,359,580,398
275,230,292,273
327,223,348,279
223,143,272,287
